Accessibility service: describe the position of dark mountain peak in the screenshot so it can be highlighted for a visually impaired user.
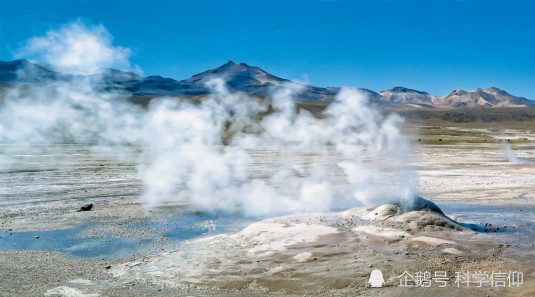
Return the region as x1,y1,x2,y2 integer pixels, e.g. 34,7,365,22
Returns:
448,89,468,96
437,87,535,108
219,60,252,68
215,62,250,74
382,86,429,95
145,75,171,81
472,88,489,97
0,59,60,83
2,59,534,108
447,88,509,98
0,59,28,67
213,60,237,71
483,87,509,96
485,87,501,92
208,61,267,77
0,59,40,71
99,68,143,83
184,61,288,91
379,86,433,105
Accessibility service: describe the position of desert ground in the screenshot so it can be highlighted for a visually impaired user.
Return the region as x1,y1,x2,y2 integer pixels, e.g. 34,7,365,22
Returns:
1,126,535,296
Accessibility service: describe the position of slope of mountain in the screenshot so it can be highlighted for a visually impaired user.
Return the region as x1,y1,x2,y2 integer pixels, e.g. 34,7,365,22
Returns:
1,59,533,108
181,61,343,101
185,61,287,94
0,59,61,82
123,75,208,97
108,61,347,102
379,87,434,108
433,88,535,108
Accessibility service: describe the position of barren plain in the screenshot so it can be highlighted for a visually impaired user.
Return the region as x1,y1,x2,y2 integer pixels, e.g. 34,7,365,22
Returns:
1,127,535,296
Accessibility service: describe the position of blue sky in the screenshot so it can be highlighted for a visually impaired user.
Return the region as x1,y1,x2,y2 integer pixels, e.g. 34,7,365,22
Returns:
1,0,535,98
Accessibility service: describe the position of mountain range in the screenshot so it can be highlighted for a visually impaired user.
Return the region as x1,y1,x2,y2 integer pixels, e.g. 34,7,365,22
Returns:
1,59,534,108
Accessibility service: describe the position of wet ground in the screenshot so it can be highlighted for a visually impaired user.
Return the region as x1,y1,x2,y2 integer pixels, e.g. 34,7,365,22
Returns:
0,212,250,259
1,143,535,296
1,202,533,260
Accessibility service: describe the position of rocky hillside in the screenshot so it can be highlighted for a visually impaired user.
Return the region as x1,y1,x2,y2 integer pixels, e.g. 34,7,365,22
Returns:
1,59,533,108
379,87,434,108
433,88,535,108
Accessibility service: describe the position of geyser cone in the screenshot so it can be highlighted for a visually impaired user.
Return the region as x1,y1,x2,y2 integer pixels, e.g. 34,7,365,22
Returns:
395,196,485,232
396,196,446,216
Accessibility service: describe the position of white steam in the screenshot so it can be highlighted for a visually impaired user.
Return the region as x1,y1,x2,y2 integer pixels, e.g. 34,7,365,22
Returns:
16,20,135,75
501,143,532,164
0,21,417,217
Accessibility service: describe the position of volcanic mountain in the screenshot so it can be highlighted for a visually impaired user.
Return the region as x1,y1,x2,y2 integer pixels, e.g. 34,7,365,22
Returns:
379,87,434,108
0,59,62,83
432,88,535,108
1,59,533,108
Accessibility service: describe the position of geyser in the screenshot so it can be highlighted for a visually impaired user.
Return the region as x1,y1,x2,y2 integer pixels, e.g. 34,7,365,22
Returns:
0,21,419,218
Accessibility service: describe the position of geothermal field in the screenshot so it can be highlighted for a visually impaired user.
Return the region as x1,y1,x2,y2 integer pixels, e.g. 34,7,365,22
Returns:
1,21,535,297
1,134,535,296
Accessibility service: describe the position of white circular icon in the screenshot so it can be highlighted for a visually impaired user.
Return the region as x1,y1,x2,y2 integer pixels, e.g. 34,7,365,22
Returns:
369,269,385,288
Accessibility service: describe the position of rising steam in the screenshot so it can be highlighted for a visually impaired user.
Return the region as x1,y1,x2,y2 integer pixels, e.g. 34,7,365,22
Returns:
16,20,136,75
0,21,417,217
501,143,532,164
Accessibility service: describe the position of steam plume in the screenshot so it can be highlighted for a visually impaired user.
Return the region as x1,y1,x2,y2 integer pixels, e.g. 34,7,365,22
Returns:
501,143,532,164
0,21,417,217
16,20,135,75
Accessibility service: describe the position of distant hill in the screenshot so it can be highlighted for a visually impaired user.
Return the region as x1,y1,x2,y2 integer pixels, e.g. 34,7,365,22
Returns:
379,87,434,108
432,88,535,108
0,59,62,83
1,59,533,108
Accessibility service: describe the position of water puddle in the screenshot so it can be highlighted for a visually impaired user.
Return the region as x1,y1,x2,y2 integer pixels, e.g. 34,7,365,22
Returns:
2,202,534,259
438,202,535,245
0,212,251,259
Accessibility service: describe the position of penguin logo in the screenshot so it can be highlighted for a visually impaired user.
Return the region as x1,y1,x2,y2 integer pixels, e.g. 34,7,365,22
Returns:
368,269,385,288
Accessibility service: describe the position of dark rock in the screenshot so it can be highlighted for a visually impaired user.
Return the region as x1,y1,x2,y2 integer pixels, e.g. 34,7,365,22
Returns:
78,203,93,212
394,196,445,216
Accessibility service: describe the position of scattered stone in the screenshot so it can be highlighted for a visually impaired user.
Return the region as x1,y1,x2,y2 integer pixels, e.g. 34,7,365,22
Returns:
78,203,93,212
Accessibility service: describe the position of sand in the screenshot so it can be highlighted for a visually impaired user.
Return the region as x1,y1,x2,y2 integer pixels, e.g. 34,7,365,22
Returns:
416,143,535,204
